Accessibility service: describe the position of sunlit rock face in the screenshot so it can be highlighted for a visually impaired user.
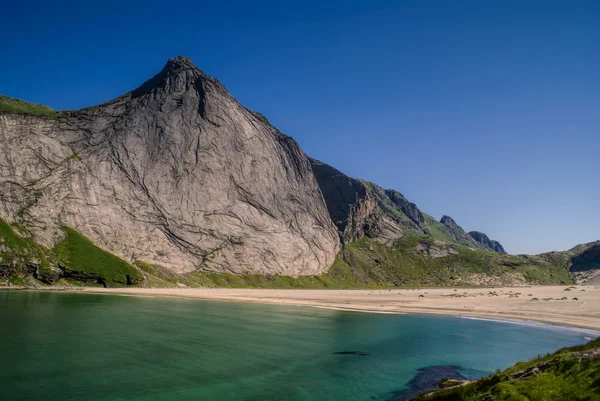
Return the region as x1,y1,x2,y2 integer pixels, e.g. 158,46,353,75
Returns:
0,57,340,275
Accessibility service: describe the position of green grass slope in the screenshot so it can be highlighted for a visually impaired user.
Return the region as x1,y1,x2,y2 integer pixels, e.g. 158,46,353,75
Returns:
0,219,53,285
415,338,600,401
134,257,372,289
0,94,63,119
135,236,572,289
423,213,454,242
52,227,142,286
1,219,142,287
0,219,575,289
336,236,571,287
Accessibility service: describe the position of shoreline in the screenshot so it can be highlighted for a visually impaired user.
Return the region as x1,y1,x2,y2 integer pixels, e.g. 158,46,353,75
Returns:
4,285,600,333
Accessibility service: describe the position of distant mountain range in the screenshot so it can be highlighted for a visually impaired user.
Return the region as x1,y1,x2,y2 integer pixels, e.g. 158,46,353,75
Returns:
0,57,597,288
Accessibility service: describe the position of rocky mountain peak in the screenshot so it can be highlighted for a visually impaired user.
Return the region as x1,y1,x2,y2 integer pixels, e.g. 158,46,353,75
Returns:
131,55,210,98
165,56,198,71
0,57,340,276
440,215,458,226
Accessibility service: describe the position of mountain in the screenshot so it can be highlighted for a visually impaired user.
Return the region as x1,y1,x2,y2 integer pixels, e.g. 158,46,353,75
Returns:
0,57,339,282
467,231,506,254
309,158,425,244
310,159,506,254
0,56,597,288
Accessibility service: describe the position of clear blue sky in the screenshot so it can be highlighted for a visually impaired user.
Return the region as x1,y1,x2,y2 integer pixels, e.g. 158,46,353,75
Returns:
1,0,598,254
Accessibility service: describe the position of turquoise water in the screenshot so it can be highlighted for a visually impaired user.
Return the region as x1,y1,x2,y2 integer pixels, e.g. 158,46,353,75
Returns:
0,291,592,401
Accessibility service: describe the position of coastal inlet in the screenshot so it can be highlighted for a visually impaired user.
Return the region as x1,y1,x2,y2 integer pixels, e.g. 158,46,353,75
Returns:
0,291,589,401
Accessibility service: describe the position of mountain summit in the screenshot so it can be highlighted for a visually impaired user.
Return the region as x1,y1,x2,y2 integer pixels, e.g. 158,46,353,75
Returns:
0,57,339,276
2,57,597,288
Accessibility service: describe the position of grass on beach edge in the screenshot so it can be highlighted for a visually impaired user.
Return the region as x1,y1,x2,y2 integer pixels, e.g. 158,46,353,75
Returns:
414,337,600,401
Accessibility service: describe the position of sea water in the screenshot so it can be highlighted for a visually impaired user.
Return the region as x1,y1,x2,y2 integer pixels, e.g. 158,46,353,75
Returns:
0,291,592,401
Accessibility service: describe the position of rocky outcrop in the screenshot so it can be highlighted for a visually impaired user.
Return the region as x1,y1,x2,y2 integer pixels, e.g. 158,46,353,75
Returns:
310,158,425,244
309,158,375,242
415,240,460,258
0,57,340,276
468,231,507,254
438,215,482,249
570,241,600,272
435,216,506,253
566,241,600,284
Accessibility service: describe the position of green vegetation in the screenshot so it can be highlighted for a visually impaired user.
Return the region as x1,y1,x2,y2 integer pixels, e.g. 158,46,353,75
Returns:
51,227,142,286
0,95,63,119
134,236,572,289
423,213,454,242
0,218,30,252
1,221,141,287
54,278,104,288
0,218,575,288
0,218,51,281
135,257,366,289
415,338,600,401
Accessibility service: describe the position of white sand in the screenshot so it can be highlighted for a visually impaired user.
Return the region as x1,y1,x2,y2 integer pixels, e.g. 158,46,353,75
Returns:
46,285,600,331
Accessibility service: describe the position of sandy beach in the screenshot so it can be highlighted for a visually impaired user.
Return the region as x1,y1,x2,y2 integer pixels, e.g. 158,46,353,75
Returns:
25,285,599,332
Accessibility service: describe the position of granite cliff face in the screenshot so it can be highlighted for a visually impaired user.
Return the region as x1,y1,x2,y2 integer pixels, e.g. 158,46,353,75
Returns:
0,57,339,276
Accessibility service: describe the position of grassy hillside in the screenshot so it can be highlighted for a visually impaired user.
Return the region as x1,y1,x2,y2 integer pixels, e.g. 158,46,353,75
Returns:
415,338,600,401
52,227,143,286
0,94,63,119
0,219,575,289
0,219,53,285
134,236,572,289
339,236,571,287
423,213,454,242
0,219,141,287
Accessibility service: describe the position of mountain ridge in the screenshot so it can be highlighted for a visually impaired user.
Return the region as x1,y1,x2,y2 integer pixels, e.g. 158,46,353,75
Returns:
1,56,598,288
309,157,507,254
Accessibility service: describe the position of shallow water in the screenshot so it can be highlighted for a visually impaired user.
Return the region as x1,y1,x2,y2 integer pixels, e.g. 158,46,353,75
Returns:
0,291,591,401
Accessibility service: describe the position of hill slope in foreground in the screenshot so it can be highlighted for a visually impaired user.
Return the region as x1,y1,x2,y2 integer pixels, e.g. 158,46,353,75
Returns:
411,337,600,401
1,57,598,288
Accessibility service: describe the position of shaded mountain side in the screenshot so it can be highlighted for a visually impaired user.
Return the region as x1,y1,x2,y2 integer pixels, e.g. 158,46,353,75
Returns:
309,158,425,244
468,231,506,254
570,241,600,272
310,158,506,253
438,216,505,253
558,241,600,284
0,57,340,277
439,215,483,249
